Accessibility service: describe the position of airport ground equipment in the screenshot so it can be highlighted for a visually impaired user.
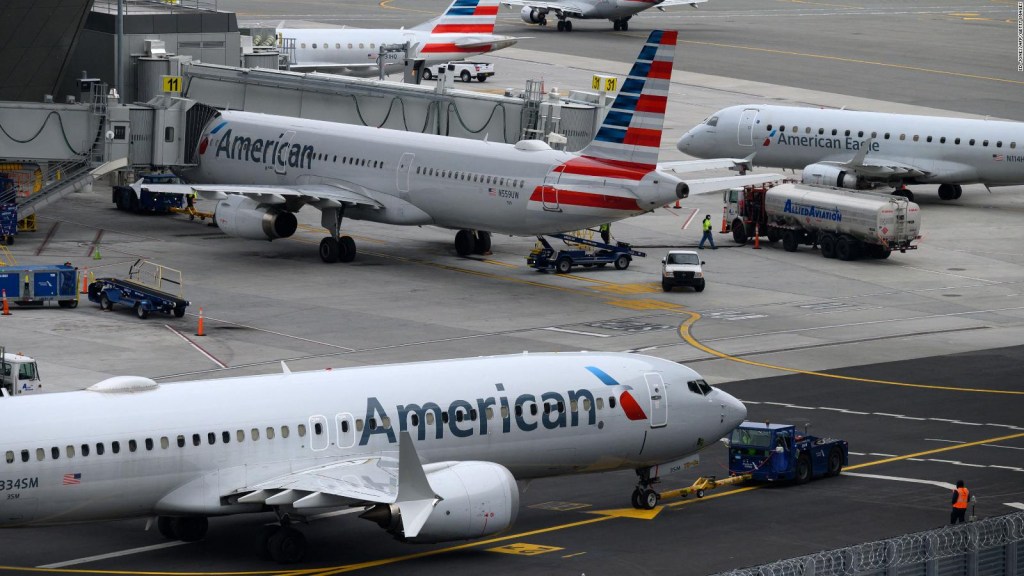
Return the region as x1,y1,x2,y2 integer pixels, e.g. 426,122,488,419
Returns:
661,250,705,292
728,421,848,483
727,182,920,260
0,176,16,244
634,420,848,509
113,173,185,214
0,264,80,308
421,61,495,82
87,260,189,319
0,346,42,397
527,233,645,273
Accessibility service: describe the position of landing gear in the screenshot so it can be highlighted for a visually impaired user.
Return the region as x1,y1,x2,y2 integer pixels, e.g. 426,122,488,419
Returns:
892,187,915,202
556,18,572,31
259,523,307,563
319,207,357,263
455,229,492,256
630,467,661,510
612,17,629,31
156,516,209,542
938,183,963,200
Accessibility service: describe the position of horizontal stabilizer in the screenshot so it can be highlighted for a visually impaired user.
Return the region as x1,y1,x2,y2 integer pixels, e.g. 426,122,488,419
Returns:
681,173,784,197
659,155,756,174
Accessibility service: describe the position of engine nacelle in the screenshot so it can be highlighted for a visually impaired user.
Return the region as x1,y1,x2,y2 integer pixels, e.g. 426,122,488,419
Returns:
214,195,298,241
520,6,545,23
801,163,860,189
361,461,519,543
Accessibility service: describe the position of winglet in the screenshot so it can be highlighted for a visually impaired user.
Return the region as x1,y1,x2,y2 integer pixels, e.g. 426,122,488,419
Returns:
846,138,873,168
395,431,441,538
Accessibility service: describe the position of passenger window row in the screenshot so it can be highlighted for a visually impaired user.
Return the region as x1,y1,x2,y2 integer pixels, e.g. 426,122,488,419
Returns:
302,42,376,50
765,124,1017,149
4,423,308,465
415,165,524,189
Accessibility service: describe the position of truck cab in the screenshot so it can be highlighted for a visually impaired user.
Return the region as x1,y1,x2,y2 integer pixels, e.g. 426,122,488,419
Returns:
728,421,847,483
1,348,42,396
661,250,705,292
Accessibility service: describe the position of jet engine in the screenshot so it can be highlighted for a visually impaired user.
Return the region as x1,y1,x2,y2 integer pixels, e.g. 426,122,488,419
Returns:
801,163,861,189
214,195,298,241
520,6,546,23
361,461,519,543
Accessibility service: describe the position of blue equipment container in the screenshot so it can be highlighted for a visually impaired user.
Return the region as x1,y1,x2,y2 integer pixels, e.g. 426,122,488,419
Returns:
0,264,79,307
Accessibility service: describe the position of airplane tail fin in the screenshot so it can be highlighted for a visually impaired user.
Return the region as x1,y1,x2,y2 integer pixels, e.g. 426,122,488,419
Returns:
411,0,499,34
576,30,678,170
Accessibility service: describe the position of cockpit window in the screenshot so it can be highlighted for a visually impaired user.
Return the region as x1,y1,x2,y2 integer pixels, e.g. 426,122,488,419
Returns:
706,116,719,127
687,379,713,396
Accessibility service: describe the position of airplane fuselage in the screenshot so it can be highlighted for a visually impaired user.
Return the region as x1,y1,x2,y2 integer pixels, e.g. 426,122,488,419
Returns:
574,0,669,20
0,352,745,527
182,110,684,235
678,104,1024,186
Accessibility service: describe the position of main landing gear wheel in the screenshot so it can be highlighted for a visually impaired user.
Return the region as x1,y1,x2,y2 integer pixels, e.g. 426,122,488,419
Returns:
455,229,476,256
893,188,915,202
938,183,964,200
339,236,356,262
319,238,340,263
473,231,491,254
260,524,307,563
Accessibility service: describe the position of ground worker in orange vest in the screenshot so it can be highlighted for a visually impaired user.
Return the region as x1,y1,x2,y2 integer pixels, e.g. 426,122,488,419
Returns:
950,479,970,524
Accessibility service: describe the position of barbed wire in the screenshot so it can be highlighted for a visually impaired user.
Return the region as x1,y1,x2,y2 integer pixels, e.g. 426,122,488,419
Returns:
711,511,1024,576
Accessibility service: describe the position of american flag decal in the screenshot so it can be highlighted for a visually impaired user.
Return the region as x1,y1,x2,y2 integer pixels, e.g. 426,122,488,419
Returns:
63,473,81,485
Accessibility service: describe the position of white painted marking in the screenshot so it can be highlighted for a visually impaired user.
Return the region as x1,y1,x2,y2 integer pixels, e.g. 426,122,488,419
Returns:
165,325,228,369
930,418,961,423
992,466,1024,472
818,407,846,412
868,453,898,457
873,412,906,418
897,265,1001,284
681,208,699,230
925,438,964,444
982,444,1024,451
951,421,984,426
842,410,869,415
39,541,189,568
929,459,962,465
896,416,927,421
848,451,866,456
844,472,956,491
542,327,610,338
1004,503,1024,511
985,423,1024,430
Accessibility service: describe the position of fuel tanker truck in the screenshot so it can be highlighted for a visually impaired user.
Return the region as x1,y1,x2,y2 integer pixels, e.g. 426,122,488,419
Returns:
726,182,920,260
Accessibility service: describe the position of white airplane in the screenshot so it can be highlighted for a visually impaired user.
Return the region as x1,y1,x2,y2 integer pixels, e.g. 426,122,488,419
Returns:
677,104,1024,202
502,0,707,32
141,31,774,263
0,352,747,563
281,0,521,77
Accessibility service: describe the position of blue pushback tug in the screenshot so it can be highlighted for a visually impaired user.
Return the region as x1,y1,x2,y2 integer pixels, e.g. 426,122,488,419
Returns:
728,421,848,483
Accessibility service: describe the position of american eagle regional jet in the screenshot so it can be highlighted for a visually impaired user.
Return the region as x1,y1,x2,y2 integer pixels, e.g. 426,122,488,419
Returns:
502,0,708,32
0,352,747,563
282,0,522,77
139,31,774,263
678,104,1024,202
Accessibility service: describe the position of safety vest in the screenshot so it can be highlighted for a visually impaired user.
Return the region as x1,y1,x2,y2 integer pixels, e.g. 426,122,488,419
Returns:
954,487,969,509
599,223,609,232
702,219,712,232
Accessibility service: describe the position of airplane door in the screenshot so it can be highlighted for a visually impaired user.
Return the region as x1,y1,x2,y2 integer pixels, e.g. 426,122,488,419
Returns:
309,415,329,451
644,373,668,428
336,413,355,449
396,152,414,199
274,130,296,175
541,170,561,212
737,108,758,147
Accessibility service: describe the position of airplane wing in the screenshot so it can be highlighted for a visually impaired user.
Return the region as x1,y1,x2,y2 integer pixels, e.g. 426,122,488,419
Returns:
825,157,930,179
681,173,784,197
286,62,379,73
131,182,384,210
654,0,709,9
500,0,588,18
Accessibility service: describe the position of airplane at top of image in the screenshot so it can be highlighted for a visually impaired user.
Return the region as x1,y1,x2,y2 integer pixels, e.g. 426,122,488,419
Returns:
277,0,524,77
502,0,708,32
140,30,776,263
0,351,747,563
677,103,1024,203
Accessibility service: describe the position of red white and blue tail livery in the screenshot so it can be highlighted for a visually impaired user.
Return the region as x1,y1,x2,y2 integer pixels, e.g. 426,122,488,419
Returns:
152,31,774,263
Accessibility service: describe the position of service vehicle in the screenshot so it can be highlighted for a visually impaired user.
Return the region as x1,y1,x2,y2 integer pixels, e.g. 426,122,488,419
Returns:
0,346,42,396
728,182,921,260
113,173,185,214
661,250,705,292
87,260,189,319
527,233,644,273
0,175,16,244
728,421,848,483
421,61,494,82
0,263,80,308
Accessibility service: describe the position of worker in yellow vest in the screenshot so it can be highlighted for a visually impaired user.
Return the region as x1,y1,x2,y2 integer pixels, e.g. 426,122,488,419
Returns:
950,479,970,524
699,215,716,249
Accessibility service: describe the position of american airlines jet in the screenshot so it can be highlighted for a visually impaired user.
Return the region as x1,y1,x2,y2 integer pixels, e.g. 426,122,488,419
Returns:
503,0,707,32
677,104,1024,202
142,31,773,263
282,0,521,77
0,352,746,563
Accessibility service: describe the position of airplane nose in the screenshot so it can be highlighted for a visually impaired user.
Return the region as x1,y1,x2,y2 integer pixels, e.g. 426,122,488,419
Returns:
677,132,694,154
719,390,747,430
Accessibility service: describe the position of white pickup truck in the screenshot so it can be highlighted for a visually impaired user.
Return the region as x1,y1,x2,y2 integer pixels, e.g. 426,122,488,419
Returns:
422,61,494,82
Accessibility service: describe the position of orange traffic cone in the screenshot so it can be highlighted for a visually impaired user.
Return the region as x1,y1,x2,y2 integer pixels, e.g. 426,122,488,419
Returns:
81,267,89,294
196,307,205,336
720,207,728,233
1,289,9,316
753,223,761,250
673,199,681,209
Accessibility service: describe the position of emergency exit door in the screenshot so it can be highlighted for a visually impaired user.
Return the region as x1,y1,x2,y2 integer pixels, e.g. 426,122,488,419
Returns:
737,108,758,147
644,373,667,428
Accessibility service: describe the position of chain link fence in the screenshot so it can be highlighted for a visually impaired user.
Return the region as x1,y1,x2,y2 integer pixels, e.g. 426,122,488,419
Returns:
712,511,1024,576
